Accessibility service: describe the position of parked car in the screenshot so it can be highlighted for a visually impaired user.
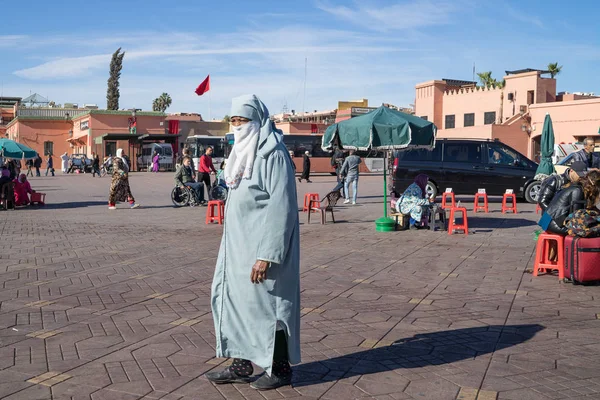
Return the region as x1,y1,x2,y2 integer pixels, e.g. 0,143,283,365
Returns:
554,148,600,175
70,154,92,172
392,139,541,203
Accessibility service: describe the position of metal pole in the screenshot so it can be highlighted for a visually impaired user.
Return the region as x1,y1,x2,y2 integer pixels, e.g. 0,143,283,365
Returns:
302,57,307,114
383,151,388,218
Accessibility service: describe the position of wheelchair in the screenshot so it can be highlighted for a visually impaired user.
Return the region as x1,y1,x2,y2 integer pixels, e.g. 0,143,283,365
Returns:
171,185,203,207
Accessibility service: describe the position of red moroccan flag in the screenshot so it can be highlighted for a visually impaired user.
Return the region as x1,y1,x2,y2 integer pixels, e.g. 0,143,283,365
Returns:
195,75,210,96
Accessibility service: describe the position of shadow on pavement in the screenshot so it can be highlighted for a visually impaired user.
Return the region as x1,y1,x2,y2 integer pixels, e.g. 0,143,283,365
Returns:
468,217,538,229
34,201,108,209
293,324,544,386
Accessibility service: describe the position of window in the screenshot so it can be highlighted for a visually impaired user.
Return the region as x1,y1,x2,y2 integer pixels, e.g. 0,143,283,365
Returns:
43,141,54,156
420,116,428,121
487,143,531,167
443,143,481,163
527,90,534,105
464,113,475,127
394,146,442,162
484,112,496,125
445,115,455,129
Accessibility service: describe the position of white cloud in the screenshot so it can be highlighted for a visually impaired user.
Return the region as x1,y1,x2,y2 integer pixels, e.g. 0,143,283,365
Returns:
0,35,28,47
316,0,459,32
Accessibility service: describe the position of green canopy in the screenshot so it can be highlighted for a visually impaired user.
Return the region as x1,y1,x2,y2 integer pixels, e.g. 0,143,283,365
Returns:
323,106,437,151
0,139,37,159
535,113,555,176
322,106,437,232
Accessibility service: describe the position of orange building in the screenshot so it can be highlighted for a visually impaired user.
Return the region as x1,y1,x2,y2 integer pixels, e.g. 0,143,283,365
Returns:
415,69,600,160
6,110,168,168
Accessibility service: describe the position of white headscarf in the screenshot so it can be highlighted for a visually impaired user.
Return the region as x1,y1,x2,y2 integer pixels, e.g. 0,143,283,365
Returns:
116,148,129,170
224,121,260,188
224,94,282,189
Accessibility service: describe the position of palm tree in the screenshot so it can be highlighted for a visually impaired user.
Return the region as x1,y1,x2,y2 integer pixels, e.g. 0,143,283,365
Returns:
152,93,172,112
477,71,494,87
547,62,562,78
222,115,231,123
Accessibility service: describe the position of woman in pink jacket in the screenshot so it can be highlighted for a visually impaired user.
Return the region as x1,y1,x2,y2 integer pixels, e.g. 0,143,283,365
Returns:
13,173,35,206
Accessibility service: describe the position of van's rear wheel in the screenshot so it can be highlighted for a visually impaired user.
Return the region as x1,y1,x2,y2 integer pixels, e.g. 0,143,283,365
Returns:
426,181,438,199
525,181,541,204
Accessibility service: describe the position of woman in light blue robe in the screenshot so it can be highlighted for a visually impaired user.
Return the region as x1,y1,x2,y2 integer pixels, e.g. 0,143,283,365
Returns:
207,95,300,391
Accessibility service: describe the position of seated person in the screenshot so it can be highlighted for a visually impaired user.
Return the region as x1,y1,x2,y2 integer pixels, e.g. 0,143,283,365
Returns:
541,171,600,235
0,166,11,185
396,174,434,230
174,156,206,206
538,161,587,212
13,173,35,206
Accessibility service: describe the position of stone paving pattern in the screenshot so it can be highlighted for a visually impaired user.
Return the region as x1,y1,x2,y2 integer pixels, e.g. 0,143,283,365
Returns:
1,172,600,400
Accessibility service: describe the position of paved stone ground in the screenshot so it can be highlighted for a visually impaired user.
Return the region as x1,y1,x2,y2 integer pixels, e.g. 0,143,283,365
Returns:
1,172,600,400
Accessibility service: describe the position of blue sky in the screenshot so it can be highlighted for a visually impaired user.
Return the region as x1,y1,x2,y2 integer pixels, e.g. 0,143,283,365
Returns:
2,0,600,119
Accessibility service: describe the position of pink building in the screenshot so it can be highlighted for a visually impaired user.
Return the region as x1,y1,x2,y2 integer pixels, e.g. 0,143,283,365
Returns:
415,69,600,160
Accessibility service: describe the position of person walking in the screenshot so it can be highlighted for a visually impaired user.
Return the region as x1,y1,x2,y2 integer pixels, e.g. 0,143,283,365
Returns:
298,151,312,183
151,151,160,172
198,146,217,199
332,147,346,197
571,138,600,170
25,158,34,177
60,152,69,173
108,148,140,210
33,155,42,177
341,150,362,204
92,154,101,177
45,154,55,177
206,94,300,391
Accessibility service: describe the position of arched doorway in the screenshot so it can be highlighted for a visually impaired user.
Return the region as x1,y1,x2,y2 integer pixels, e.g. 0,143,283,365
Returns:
531,134,541,163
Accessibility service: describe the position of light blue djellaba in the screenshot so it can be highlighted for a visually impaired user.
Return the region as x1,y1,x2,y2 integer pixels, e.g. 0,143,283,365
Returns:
211,95,301,376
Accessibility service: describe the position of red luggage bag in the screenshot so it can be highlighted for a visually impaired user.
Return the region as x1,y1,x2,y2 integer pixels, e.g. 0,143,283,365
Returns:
564,236,600,284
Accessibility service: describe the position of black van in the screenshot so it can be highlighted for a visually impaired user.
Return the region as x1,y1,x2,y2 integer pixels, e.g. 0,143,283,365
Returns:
392,139,540,203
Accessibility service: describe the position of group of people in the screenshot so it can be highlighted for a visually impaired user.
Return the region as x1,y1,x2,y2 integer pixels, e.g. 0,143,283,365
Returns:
174,146,220,206
538,160,600,236
0,165,36,206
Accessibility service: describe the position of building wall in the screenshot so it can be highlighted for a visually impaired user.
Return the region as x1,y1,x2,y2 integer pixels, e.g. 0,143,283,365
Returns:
71,113,166,158
528,98,600,156
275,122,329,134
414,80,446,129
441,87,503,128
337,99,368,110
6,119,72,158
490,124,530,157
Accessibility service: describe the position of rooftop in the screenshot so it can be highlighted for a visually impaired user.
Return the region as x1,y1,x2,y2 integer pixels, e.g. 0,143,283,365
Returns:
505,68,551,75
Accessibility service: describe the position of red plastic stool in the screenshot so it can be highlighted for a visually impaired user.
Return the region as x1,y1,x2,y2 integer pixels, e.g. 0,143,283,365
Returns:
205,200,225,224
536,203,542,214
473,192,488,213
448,207,468,235
303,193,319,212
30,192,46,205
502,193,518,214
441,191,455,209
533,232,565,280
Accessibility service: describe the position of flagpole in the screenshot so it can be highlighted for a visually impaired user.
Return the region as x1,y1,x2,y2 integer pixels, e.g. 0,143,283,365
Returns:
209,89,212,121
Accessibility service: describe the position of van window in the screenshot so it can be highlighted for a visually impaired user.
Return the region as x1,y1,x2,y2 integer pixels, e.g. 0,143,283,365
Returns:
395,147,442,162
164,146,173,156
487,143,530,167
443,143,481,163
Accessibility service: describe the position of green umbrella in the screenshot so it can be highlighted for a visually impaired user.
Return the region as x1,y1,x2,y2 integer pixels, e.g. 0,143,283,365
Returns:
535,113,555,176
323,106,437,232
0,139,37,159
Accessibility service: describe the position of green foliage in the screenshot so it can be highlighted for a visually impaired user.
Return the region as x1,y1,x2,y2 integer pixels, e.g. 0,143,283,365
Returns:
222,115,231,123
547,62,562,78
107,48,125,110
152,93,172,112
